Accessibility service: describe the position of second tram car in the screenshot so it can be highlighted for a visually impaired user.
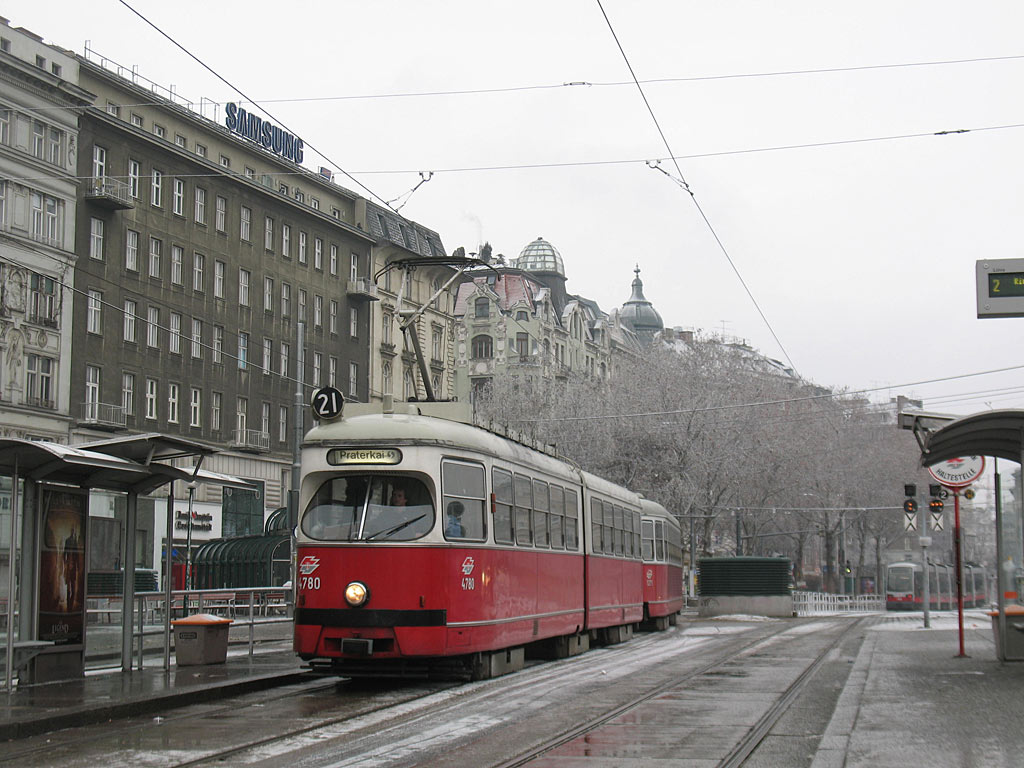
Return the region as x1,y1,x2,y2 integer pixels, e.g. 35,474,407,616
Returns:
640,499,684,630
294,400,681,679
885,561,988,611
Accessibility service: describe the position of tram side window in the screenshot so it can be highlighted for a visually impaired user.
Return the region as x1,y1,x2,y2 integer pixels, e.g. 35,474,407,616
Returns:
549,485,565,549
641,519,655,560
591,498,603,553
655,520,665,560
533,479,550,548
611,506,622,556
603,502,614,556
634,511,642,556
442,459,486,541
565,489,579,550
492,468,514,544
514,473,533,546
623,509,633,558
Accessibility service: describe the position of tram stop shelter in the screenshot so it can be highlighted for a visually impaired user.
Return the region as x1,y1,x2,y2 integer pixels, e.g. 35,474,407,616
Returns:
907,408,1024,662
1,434,252,690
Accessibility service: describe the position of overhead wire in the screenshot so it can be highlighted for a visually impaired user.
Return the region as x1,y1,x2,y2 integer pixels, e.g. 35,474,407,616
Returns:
595,0,796,373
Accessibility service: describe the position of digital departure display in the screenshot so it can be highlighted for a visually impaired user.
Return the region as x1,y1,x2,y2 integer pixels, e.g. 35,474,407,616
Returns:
988,272,1024,297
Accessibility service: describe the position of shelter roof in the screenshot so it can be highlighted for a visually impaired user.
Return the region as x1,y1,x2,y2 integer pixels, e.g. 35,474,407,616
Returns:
78,433,219,463
921,409,1024,465
0,439,158,493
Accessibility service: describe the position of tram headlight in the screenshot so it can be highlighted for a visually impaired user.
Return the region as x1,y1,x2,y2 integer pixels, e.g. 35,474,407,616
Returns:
344,581,370,608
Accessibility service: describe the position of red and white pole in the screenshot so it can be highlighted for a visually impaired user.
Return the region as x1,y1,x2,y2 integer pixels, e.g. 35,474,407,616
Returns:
953,489,966,657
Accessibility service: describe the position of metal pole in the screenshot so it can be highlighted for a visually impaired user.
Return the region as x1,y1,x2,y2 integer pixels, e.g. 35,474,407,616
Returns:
954,490,966,657
289,321,305,604
121,491,138,672
163,490,173,671
921,538,931,629
994,463,1006,662
185,483,196,591
4,459,18,692
838,510,845,595
689,514,696,598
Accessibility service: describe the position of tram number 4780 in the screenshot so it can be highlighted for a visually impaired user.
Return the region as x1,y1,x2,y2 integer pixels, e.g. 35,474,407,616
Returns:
461,577,475,590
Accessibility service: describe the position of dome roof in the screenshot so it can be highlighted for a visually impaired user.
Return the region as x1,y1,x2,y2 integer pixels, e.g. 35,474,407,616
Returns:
514,237,564,276
620,265,663,344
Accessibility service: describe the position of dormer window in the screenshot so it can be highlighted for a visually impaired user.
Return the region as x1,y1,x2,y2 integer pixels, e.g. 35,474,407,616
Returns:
474,297,489,319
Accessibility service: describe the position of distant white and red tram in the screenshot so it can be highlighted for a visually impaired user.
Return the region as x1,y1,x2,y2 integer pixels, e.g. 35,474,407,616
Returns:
640,499,685,629
293,400,682,679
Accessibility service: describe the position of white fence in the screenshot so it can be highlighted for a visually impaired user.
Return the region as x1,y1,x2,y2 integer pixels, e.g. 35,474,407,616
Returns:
793,591,885,616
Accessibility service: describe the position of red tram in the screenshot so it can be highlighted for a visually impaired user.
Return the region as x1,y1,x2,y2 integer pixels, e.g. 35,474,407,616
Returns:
640,499,684,630
293,399,681,679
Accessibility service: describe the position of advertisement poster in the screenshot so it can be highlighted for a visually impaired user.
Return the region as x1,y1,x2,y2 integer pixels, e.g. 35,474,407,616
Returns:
38,487,87,644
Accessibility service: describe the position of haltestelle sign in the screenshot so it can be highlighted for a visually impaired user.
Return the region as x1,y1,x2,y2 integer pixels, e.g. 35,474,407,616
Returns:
927,455,985,488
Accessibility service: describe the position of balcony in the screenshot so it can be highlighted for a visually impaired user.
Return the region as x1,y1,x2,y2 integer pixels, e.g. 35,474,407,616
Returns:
346,277,379,301
84,176,134,210
230,429,270,453
80,401,127,430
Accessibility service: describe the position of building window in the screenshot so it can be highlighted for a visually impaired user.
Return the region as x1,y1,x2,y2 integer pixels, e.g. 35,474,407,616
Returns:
211,391,222,431
151,170,163,207
123,299,137,342
474,298,489,319
298,289,306,322
314,238,323,270
282,224,290,257
281,283,291,316
404,368,415,400
314,295,323,328
191,318,202,358
194,187,206,224
262,337,272,374
264,216,274,250
279,406,287,443
313,352,322,385
329,300,338,334
350,253,359,281
330,244,338,275
172,178,184,215
261,402,271,437
149,237,161,278
213,326,224,363
146,378,158,420
193,253,204,291
298,232,307,264
169,312,182,354
171,245,183,285
81,364,101,416
220,155,231,168
195,143,207,158
125,229,139,271
244,166,256,179
432,328,443,361
131,113,144,128
382,312,392,346
147,307,159,347
310,197,320,211
329,356,338,386
471,335,493,359
382,361,392,395
168,383,179,424
87,290,102,334
128,159,140,199
153,123,166,139
215,195,226,232
24,354,54,408
47,127,63,166
175,134,187,148
264,277,274,312
92,145,106,179
349,362,358,398
122,373,135,416
240,206,251,241
238,332,248,369
190,388,201,427
29,274,57,326
236,397,247,434
214,260,225,298
239,268,250,306
280,342,289,377
349,307,358,337
89,217,104,260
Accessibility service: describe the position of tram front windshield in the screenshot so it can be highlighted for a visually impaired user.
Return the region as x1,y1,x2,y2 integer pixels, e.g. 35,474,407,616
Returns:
888,567,914,593
301,475,434,542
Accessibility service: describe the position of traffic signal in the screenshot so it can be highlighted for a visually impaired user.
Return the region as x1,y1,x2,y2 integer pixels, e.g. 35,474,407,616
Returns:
903,499,918,531
928,498,944,513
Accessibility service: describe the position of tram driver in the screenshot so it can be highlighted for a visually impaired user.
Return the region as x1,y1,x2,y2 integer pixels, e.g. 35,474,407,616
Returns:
445,501,465,538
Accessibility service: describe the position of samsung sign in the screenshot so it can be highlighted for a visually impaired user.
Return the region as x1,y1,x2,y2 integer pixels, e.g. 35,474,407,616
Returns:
224,102,304,164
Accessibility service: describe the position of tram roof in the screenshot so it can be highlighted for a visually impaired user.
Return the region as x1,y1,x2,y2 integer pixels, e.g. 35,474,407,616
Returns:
304,402,642,504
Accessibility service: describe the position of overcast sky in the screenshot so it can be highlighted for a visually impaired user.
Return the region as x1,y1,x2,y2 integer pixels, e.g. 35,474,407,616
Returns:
10,1,1024,415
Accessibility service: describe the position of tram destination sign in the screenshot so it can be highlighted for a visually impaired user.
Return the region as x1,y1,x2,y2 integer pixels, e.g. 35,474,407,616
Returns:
328,448,402,466
977,258,1024,318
